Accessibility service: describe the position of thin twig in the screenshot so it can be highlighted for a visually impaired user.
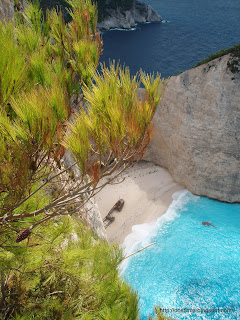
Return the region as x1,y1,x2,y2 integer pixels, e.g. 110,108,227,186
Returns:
47,291,64,296
9,161,79,213
123,242,156,260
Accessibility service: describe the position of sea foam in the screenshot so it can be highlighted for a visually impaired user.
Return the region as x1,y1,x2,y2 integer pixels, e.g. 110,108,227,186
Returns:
120,189,192,272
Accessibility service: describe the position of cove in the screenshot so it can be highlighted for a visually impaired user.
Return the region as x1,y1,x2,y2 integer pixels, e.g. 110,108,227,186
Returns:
122,191,240,319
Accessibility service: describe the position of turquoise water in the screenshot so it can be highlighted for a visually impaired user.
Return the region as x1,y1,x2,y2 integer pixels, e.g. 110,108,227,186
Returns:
122,191,240,319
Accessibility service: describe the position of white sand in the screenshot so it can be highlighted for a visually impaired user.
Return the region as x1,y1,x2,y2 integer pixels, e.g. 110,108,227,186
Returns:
94,161,183,243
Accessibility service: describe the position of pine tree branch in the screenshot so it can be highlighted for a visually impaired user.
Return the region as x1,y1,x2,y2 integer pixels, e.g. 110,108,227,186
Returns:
10,160,79,213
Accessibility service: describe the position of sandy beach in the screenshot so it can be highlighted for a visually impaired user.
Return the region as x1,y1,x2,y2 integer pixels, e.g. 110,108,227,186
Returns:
94,161,183,244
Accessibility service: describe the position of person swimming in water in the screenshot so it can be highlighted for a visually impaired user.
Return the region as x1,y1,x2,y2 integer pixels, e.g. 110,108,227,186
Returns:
202,221,217,228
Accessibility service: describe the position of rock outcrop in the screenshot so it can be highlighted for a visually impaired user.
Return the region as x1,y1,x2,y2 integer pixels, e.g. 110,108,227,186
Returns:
0,0,161,29
144,53,240,202
0,0,14,22
97,1,161,30
63,152,107,240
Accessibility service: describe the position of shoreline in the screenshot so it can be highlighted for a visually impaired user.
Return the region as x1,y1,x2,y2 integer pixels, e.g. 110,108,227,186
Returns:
97,0,162,31
98,20,162,32
94,161,184,244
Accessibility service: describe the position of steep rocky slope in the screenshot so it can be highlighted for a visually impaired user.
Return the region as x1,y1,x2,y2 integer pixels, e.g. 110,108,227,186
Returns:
0,0,161,29
0,0,14,22
145,53,240,202
97,0,161,30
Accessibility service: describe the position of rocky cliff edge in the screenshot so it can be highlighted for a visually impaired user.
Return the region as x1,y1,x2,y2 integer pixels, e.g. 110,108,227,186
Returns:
97,1,161,30
144,53,240,203
0,0,14,22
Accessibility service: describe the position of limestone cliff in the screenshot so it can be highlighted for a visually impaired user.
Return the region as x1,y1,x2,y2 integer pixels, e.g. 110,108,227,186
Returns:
0,0,14,22
10,0,161,29
144,53,240,202
38,0,162,30
63,151,107,241
97,0,161,30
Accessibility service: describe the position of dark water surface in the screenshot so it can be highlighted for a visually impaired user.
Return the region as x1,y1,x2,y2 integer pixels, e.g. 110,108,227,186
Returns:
100,0,240,77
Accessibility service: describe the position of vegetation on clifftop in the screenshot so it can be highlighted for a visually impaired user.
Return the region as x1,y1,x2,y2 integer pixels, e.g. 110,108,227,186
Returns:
0,215,139,319
96,0,134,21
195,43,240,73
29,0,135,22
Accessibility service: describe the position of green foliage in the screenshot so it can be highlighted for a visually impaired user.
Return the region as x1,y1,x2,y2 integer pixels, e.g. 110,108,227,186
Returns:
64,63,165,175
95,0,134,21
29,0,135,23
195,43,240,73
0,0,102,222
0,0,164,234
0,1,167,319
0,216,139,319
120,0,134,11
148,307,174,320
0,22,26,105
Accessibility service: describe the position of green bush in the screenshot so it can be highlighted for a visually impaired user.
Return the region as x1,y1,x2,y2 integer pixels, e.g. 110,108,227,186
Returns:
195,43,240,72
0,216,139,319
0,1,167,319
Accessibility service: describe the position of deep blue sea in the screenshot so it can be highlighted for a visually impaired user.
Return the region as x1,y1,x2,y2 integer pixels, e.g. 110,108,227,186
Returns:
100,0,240,77
122,191,240,320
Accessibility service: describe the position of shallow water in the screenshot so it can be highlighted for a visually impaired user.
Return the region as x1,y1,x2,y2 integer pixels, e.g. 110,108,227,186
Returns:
100,0,240,77
122,191,240,319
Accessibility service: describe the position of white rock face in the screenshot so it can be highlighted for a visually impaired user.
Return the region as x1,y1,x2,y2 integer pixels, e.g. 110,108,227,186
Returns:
0,0,14,22
63,152,107,240
84,198,107,240
97,1,161,30
144,54,240,202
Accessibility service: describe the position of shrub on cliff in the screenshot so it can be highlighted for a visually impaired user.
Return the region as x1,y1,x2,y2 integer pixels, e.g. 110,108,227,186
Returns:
0,0,166,318
0,213,139,319
0,0,165,243
195,43,240,73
